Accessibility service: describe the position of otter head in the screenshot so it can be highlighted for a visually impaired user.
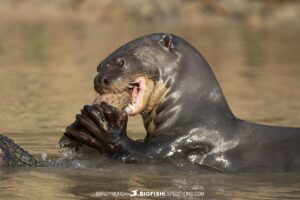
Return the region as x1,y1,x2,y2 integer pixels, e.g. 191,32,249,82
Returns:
94,33,180,116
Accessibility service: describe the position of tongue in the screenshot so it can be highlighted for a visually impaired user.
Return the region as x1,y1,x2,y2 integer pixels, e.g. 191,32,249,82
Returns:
131,87,139,104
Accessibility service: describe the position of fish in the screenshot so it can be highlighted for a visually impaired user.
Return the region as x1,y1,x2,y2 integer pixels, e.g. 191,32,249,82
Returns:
93,91,131,111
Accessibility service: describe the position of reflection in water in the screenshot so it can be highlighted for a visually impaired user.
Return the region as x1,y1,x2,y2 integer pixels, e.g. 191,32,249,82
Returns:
0,18,300,199
1,166,300,200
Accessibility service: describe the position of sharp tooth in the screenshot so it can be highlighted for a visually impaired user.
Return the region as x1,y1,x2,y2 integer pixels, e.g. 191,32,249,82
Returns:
125,105,130,112
129,82,140,87
125,107,129,112
125,103,135,113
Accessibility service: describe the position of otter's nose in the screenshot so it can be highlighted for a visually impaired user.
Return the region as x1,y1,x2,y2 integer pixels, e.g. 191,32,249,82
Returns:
94,74,109,93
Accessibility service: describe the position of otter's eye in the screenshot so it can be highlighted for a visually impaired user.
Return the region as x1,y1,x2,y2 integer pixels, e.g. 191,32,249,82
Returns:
116,58,125,67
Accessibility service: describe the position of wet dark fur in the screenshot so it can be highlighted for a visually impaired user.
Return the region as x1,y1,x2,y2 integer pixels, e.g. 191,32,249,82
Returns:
65,33,300,173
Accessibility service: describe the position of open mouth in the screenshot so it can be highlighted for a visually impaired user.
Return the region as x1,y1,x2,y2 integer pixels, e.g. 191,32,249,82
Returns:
125,77,149,116
93,76,154,116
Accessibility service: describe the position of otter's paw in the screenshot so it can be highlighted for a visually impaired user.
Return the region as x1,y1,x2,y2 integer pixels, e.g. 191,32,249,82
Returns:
64,102,128,154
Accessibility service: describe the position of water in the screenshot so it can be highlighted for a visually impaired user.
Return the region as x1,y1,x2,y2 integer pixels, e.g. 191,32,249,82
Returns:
0,19,300,199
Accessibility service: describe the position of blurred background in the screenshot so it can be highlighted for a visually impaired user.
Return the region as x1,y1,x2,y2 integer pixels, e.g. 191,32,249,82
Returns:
0,1,300,199
0,0,299,149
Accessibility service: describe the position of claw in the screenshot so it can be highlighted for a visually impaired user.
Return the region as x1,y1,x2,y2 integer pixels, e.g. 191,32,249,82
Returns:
64,130,107,152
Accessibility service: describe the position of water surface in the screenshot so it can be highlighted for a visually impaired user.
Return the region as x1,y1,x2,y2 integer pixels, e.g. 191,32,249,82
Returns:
0,20,300,199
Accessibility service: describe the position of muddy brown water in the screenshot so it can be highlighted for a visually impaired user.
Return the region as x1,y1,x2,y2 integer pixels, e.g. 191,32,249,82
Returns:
0,20,300,199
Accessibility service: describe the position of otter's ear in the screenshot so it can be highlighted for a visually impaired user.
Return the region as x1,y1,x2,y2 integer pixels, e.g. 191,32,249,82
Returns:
159,33,174,50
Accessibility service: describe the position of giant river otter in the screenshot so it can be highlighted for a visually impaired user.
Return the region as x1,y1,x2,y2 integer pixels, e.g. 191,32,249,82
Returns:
1,33,300,172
